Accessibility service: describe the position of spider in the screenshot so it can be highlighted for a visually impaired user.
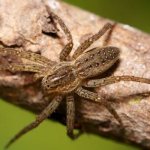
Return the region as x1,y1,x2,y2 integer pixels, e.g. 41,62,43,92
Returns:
0,7,150,149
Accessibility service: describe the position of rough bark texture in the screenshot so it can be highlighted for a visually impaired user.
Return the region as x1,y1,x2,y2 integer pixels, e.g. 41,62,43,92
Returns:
0,0,150,149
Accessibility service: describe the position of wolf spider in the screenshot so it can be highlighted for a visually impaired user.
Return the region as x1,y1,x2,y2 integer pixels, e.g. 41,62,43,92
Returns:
1,7,150,149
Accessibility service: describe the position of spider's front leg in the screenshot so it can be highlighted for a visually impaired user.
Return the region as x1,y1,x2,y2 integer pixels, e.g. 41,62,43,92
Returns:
0,48,54,66
0,63,45,73
102,23,117,46
83,75,150,87
5,95,63,149
46,6,73,61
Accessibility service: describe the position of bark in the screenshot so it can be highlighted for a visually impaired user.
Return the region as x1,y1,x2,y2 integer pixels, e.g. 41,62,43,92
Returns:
0,0,150,149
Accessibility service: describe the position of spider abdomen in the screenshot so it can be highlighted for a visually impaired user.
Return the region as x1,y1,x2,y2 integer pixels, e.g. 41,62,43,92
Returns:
75,46,120,78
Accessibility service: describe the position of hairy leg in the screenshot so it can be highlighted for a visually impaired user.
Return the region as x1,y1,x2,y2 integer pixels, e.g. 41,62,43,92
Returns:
5,95,62,149
0,48,54,66
75,87,123,126
103,23,117,46
72,23,112,59
66,94,75,138
84,75,150,87
46,6,73,61
0,63,46,73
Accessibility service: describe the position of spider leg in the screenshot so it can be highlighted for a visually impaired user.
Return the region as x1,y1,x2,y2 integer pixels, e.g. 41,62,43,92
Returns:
102,23,117,46
0,63,53,81
66,94,75,138
0,63,45,73
75,87,123,126
0,48,54,66
84,75,150,87
66,94,84,139
5,95,62,149
72,23,112,59
46,6,73,61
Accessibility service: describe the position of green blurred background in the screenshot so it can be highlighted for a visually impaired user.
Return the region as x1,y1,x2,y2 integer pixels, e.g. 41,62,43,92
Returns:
0,0,150,150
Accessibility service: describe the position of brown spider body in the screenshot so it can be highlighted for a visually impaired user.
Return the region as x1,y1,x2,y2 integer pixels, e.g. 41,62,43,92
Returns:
42,62,79,94
42,46,119,94
1,7,150,149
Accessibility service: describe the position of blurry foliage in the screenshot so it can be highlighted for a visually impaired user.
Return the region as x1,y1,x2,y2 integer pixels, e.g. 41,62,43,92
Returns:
64,0,150,33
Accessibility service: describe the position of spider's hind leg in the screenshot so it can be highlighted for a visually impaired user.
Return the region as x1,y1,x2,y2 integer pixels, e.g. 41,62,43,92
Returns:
72,23,113,59
84,75,150,87
75,87,124,127
102,23,117,46
0,63,45,73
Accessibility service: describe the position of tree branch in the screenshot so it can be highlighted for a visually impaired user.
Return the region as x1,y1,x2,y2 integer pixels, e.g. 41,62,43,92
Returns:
0,0,150,149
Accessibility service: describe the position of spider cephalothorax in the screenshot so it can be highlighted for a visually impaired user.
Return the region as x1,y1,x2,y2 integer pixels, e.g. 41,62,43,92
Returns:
0,6,150,149
42,63,79,93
